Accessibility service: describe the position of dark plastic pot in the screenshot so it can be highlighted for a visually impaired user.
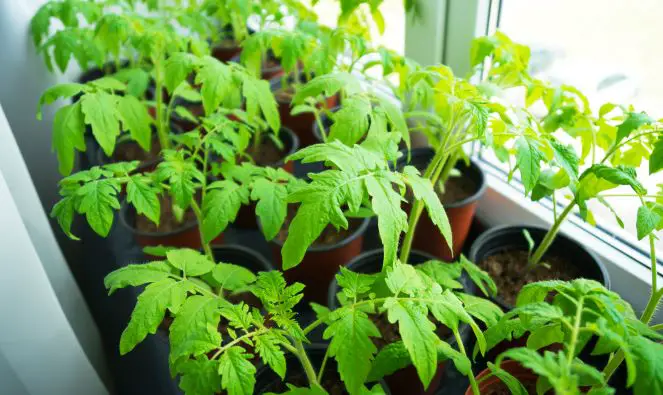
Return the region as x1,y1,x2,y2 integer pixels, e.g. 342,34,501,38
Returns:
119,200,223,252
399,148,486,262
230,52,284,80
311,106,339,143
328,249,472,395
255,344,390,394
268,217,370,304
469,225,610,311
270,75,339,147
468,360,537,395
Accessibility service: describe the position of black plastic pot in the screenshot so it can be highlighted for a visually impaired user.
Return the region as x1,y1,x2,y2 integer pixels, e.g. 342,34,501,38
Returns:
255,343,390,394
311,105,340,143
398,147,487,261
328,249,472,395
469,225,610,311
268,217,370,304
230,51,283,80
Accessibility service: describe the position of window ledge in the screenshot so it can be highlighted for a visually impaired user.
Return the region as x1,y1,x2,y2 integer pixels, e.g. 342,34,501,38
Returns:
474,157,661,322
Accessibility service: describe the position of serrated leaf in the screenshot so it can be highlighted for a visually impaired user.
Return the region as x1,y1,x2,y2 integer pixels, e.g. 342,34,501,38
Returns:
202,181,249,243
459,255,498,297
77,179,120,236
195,56,232,115
177,357,221,395
51,195,79,239
218,346,256,395
384,297,438,388
486,362,529,395
328,96,371,146
458,293,503,327
255,332,286,379
120,279,195,354
52,101,86,175
166,249,215,276
89,77,126,92
324,308,380,394
127,175,160,226
117,95,152,151
169,294,223,362
81,91,120,157
336,267,377,300
292,72,360,104
156,150,204,209
212,263,257,292
630,335,663,394
37,83,86,119
104,261,173,294
615,112,653,145
515,136,544,193
242,77,280,133
252,178,288,241
165,52,198,94
650,138,663,175
527,324,564,350
365,175,408,269
551,140,579,181
636,205,660,240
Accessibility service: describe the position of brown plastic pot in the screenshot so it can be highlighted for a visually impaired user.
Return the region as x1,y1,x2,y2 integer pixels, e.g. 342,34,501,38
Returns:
230,52,284,80
268,217,370,304
469,360,537,395
398,148,487,262
328,249,472,395
120,200,223,253
211,41,242,62
270,75,339,147
232,127,300,229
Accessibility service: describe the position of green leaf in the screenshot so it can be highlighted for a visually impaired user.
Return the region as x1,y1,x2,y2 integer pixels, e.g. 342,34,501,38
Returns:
629,336,663,393
177,357,221,395
252,178,288,241
195,56,232,115
551,140,579,181
156,150,204,209
383,297,438,388
218,346,257,395
166,249,215,276
588,164,646,195
650,138,663,175
52,101,86,175
242,76,280,133
415,261,464,290
516,280,570,306
458,293,503,327
403,166,452,252
469,36,497,67
459,255,498,297
126,175,160,226
486,362,529,395
51,195,79,239
515,136,544,193
104,261,173,294
367,341,411,381
365,175,408,269
255,332,287,379
336,267,377,300
212,263,257,292
37,83,86,119
89,77,126,92
165,52,198,94
292,72,360,104
636,205,661,240
77,179,120,236
615,111,653,145
81,91,121,157
120,279,195,354
328,96,371,146
169,294,223,362
324,308,380,394
116,95,152,152
202,181,249,243
527,324,564,350
113,68,151,98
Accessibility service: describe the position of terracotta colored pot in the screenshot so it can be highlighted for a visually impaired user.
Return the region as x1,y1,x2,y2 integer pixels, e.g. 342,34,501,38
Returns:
211,42,242,62
469,360,537,395
469,225,610,311
270,76,339,147
328,249,472,395
232,127,299,229
230,52,284,80
268,217,370,304
120,200,223,253
398,148,487,262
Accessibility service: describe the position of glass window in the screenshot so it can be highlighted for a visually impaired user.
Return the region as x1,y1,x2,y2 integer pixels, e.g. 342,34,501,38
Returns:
496,0,663,256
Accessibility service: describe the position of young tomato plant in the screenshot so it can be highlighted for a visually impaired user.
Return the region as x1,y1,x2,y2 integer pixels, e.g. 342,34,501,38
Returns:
479,276,663,394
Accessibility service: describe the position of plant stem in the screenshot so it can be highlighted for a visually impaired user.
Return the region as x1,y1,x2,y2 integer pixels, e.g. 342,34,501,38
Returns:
303,318,324,336
190,200,214,261
317,348,331,382
528,201,576,267
294,340,319,386
601,129,660,164
454,329,479,395
154,56,171,151
314,110,327,143
566,297,584,364
651,323,663,331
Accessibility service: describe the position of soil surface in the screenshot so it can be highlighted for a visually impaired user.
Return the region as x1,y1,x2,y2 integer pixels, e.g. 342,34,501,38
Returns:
245,137,286,166
111,139,161,166
370,313,451,350
437,175,477,205
479,250,582,306
135,195,197,233
277,210,360,247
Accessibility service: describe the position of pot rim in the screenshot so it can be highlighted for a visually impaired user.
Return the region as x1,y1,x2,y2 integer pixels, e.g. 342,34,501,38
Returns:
119,198,200,238
230,53,283,74
399,147,487,209
468,224,611,310
268,126,300,168
470,359,537,395
268,215,371,253
209,244,274,272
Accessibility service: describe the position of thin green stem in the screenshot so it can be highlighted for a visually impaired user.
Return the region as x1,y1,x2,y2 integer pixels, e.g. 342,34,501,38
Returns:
313,110,327,143
154,56,171,151
317,347,331,382
294,340,319,386
529,201,576,267
190,200,213,261
601,129,661,164
566,297,584,364
303,318,324,336
210,328,269,360
651,323,663,331
454,329,479,395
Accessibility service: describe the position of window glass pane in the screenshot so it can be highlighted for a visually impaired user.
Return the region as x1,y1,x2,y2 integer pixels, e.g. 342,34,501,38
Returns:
497,0,663,257
310,0,406,54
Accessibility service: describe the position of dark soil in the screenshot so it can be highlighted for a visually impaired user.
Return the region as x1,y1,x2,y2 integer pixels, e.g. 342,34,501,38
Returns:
437,175,477,205
275,88,295,103
479,250,582,306
484,379,537,395
135,195,197,233
370,313,451,350
245,137,286,166
215,38,238,49
111,138,161,166
259,369,347,395
276,210,360,247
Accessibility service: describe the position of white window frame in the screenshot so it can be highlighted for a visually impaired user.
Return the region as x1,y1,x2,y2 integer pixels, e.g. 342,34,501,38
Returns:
404,0,661,320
